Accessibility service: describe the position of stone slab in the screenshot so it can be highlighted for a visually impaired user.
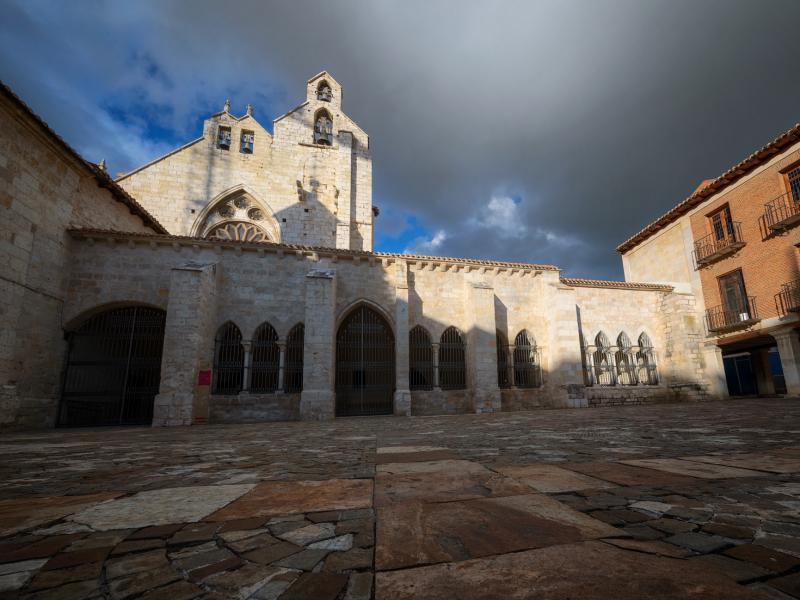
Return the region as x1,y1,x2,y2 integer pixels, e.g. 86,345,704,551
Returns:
68,485,254,530
620,458,764,480
682,454,800,474
561,462,699,486
0,493,121,536
374,470,531,507
374,540,766,599
374,450,459,464
376,459,489,476
207,479,373,522
493,464,614,493
376,446,448,454
376,493,618,570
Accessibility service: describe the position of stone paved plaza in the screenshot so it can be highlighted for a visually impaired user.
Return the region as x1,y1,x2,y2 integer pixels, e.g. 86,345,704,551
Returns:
4,400,800,598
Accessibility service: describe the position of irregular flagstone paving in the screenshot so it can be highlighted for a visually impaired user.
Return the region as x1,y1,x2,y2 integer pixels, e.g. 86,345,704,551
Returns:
3,399,800,598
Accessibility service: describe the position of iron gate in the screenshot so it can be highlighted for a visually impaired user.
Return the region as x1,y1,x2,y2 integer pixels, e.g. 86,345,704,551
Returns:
336,305,395,416
59,307,166,427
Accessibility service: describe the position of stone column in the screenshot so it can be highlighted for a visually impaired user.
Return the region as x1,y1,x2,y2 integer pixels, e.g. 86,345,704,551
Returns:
241,341,252,393
394,261,411,416
432,343,441,390
153,262,218,427
300,268,337,419
277,340,287,393
753,347,776,396
774,329,800,396
466,281,501,413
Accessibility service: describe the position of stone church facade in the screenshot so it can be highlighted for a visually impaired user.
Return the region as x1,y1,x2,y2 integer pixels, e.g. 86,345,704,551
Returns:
0,72,724,430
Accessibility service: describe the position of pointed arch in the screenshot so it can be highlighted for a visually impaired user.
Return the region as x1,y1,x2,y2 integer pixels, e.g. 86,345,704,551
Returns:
439,327,466,390
250,322,279,393
190,184,281,242
615,331,637,386
593,331,615,386
314,108,333,145
496,330,511,389
637,332,659,385
409,325,433,391
514,329,542,388
213,322,244,394
316,80,332,102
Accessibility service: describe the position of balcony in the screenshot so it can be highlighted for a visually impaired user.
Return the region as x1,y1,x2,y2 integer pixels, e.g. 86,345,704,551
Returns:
777,279,800,316
705,297,760,334
693,222,745,268
764,192,800,232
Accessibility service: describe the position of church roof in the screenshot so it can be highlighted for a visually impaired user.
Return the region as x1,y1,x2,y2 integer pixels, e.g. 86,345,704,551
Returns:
617,121,800,254
0,82,167,234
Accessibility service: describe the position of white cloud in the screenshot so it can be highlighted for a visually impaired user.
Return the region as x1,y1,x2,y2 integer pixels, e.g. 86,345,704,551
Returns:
404,229,448,255
468,196,528,239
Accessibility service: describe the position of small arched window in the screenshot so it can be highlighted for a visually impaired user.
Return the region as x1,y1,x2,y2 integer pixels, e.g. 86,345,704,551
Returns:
514,330,542,388
213,322,244,394
593,331,615,386
317,81,332,102
409,326,433,391
615,332,637,386
250,322,280,393
314,109,333,146
439,327,466,390
636,332,658,385
496,330,510,389
285,323,305,393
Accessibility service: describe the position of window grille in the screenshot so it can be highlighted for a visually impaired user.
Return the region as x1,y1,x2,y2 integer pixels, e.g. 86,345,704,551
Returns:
514,330,542,388
615,332,638,386
213,322,244,394
496,330,511,388
250,322,279,393
314,111,333,145
636,332,659,385
240,131,254,154
285,323,304,393
592,332,616,386
217,126,231,150
789,166,800,204
409,326,434,390
439,327,466,390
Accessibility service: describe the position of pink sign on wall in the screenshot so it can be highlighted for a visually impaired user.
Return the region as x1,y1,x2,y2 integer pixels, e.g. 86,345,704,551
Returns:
198,370,212,386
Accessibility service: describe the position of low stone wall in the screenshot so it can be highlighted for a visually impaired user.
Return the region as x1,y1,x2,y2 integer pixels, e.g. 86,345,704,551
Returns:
411,390,471,416
210,393,301,423
500,388,563,411
585,385,672,407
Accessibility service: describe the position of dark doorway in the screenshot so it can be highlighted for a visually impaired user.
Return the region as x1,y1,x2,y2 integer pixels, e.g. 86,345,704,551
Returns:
59,307,166,427
723,353,757,396
336,305,395,416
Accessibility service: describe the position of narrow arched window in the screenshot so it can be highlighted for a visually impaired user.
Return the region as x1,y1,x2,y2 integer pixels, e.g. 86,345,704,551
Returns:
593,331,615,386
439,327,466,390
409,326,433,390
213,322,244,394
514,330,542,388
636,332,658,385
314,109,333,146
285,323,305,393
496,330,511,389
317,81,332,102
615,332,637,386
250,322,279,393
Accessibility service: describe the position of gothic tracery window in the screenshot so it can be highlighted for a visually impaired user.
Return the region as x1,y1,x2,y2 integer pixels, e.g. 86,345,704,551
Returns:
314,109,333,146
615,332,638,386
514,330,542,388
250,322,279,393
409,326,433,391
207,222,270,242
439,327,466,390
593,331,615,386
213,322,244,394
636,332,659,385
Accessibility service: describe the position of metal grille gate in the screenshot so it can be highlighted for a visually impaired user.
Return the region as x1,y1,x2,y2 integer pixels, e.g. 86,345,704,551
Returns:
59,307,166,427
336,305,395,416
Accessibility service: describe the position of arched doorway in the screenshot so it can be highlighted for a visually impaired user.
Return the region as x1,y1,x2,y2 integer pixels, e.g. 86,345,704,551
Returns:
59,306,166,427
336,305,395,416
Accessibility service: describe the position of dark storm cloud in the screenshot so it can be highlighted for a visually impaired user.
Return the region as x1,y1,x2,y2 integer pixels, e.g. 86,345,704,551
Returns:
1,0,799,279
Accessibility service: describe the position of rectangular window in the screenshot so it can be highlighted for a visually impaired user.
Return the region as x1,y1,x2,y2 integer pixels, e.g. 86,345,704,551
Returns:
240,131,254,154
718,270,748,314
217,126,231,150
788,166,800,204
708,205,734,241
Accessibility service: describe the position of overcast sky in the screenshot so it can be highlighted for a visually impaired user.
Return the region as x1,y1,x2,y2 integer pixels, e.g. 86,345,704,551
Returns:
2,0,799,279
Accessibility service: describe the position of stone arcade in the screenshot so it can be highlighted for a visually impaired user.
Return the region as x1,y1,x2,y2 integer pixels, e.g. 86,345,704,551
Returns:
0,72,724,429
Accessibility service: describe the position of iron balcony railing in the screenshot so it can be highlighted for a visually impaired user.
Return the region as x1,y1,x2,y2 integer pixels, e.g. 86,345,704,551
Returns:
693,222,745,267
778,279,800,316
764,192,800,231
705,297,759,334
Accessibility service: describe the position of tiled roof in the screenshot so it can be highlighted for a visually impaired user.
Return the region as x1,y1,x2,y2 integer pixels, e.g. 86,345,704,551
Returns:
0,81,168,234
617,121,800,254
560,277,673,291
66,228,561,271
